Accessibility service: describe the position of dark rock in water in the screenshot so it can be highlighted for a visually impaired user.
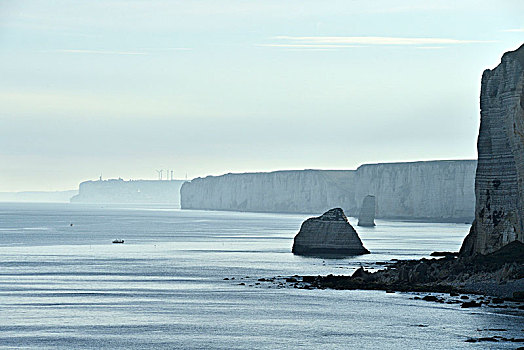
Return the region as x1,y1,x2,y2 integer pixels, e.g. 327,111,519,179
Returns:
292,208,370,256
302,276,317,283
460,43,524,256
461,301,482,308
358,195,376,227
465,337,499,343
352,267,373,280
430,251,459,257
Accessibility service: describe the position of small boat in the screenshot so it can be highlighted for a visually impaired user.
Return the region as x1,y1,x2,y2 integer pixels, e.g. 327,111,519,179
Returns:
112,239,124,244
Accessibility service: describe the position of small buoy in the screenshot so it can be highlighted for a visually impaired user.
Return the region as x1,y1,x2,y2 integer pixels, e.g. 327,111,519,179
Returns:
70,223,73,227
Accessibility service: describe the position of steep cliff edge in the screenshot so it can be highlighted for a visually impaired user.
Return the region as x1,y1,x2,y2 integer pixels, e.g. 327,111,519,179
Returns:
181,160,476,221
181,170,357,214
71,179,185,205
354,160,476,220
461,44,524,255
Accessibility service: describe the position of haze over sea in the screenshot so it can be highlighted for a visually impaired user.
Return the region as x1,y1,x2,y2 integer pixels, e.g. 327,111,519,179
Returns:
0,203,522,349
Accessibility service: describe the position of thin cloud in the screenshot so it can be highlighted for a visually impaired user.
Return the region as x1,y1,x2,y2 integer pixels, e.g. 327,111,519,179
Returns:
257,44,358,49
138,47,193,51
501,29,524,32
273,36,494,46
56,49,147,55
281,48,339,52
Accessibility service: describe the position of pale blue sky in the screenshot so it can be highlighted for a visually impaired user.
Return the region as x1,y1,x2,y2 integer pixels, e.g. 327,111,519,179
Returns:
1,0,523,191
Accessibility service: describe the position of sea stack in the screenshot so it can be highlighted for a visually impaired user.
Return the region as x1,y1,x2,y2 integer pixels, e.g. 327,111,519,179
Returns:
460,44,524,256
358,195,376,227
292,208,370,256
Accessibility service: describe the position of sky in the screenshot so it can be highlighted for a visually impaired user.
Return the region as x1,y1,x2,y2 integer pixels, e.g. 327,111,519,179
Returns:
0,0,523,191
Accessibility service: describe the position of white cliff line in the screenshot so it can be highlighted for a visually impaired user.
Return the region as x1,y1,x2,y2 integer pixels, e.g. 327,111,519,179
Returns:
181,160,477,221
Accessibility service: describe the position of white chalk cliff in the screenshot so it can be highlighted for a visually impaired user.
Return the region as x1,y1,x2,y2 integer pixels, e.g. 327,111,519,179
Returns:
181,160,476,221
181,170,356,214
353,160,476,220
461,44,524,255
71,179,186,205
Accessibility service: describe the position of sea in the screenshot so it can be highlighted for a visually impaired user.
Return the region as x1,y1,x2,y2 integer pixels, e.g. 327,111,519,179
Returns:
0,203,522,349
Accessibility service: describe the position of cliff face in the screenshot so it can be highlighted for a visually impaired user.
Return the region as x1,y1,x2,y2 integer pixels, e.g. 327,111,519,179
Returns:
354,160,477,220
181,160,476,221
71,179,186,205
292,208,369,256
461,44,524,255
181,170,357,214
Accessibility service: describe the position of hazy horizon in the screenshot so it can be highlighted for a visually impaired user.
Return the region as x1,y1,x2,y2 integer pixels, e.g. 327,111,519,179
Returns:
1,158,480,193
1,0,523,191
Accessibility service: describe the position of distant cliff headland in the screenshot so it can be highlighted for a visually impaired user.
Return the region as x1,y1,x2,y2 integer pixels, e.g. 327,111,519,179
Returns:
180,160,477,222
71,179,185,205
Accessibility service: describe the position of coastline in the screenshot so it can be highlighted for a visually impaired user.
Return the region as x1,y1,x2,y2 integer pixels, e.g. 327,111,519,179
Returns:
285,241,524,300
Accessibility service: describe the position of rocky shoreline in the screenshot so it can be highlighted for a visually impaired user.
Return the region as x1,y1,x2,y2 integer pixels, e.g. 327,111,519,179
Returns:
228,241,523,301
291,241,524,299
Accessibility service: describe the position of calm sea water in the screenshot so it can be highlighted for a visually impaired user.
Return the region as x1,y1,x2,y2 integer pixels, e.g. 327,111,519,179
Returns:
0,203,522,349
